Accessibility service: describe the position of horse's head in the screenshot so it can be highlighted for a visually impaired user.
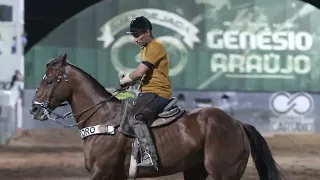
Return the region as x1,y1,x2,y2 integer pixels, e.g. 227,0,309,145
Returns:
29,53,71,121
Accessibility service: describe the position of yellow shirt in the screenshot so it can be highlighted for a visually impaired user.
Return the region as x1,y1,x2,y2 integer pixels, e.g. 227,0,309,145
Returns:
140,39,172,99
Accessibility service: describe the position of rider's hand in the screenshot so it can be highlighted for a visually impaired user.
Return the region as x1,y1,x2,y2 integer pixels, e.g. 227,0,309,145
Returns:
118,71,126,80
119,73,134,85
118,71,135,90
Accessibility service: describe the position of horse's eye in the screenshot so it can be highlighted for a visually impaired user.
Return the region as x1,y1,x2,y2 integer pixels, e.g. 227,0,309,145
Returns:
46,80,53,85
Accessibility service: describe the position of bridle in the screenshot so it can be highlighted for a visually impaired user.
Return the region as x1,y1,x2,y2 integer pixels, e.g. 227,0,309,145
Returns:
32,64,127,128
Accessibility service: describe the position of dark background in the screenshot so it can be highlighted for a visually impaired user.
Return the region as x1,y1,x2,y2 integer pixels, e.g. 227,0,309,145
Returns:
24,0,319,54
25,0,103,53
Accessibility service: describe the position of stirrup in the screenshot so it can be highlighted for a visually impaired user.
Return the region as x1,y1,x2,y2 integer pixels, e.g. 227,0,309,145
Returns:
140,151,153,163
138,151,158,170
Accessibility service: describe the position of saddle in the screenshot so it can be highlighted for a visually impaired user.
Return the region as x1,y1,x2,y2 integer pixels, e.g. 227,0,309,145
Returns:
119,97,186,137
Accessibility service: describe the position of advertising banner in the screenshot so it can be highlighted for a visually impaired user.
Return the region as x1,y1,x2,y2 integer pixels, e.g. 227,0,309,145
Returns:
25,0,320,92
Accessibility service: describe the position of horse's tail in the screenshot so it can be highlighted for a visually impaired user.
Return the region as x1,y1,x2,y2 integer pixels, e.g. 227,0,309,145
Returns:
242,123,285,180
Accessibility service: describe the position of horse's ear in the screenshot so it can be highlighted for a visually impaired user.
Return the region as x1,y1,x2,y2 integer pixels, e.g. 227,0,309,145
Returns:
61,53,67,66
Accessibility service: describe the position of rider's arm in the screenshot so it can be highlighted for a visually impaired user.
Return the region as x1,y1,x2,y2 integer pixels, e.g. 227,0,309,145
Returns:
128,63,149,81
122,43,166,84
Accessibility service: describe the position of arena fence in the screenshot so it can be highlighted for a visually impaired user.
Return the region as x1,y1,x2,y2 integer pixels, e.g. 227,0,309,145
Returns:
0,84,22,145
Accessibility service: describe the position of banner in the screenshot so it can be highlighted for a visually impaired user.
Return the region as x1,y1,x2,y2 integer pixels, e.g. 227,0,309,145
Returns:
25,0,320,92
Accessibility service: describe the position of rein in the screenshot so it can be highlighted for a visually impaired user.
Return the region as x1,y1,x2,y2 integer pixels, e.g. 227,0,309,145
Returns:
39,87,128,128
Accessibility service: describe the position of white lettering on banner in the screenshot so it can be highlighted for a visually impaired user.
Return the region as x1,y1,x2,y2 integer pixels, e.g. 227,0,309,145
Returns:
206,30,313,51
97,8,200,49
97,8,199,77
268,92,315,134
210,53,311,78
206,29,314,80
270,118,315,133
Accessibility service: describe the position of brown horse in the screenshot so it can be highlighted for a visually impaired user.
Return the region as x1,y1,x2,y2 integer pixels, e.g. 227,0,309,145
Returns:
29,54,284,180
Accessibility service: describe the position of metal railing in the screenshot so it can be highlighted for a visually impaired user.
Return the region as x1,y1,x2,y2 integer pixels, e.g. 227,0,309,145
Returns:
0,81,23,145
0,102,17,144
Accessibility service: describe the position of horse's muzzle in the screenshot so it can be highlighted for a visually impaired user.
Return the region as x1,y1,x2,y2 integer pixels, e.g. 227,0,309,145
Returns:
29,102,48,121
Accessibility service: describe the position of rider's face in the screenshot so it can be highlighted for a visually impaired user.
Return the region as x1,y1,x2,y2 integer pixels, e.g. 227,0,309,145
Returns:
132,30,151,47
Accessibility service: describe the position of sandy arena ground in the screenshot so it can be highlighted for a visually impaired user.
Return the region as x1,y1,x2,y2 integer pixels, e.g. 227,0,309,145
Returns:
1,129,320,180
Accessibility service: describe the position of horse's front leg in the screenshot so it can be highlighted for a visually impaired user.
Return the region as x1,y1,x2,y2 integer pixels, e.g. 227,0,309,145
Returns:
89,148,127,180
90,163,125,180
87,134,128,180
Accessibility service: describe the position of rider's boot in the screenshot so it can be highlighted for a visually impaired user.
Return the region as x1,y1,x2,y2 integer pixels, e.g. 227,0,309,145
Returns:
132,121,158,170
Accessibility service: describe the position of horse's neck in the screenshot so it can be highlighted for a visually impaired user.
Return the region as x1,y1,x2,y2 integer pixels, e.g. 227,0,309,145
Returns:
69,69,118,127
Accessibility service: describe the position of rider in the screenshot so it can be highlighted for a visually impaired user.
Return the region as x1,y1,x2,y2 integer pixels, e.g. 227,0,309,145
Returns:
118,16,172,170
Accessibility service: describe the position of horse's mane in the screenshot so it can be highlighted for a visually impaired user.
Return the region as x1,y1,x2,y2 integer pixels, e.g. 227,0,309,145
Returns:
46,57,115,99
68,63,114,98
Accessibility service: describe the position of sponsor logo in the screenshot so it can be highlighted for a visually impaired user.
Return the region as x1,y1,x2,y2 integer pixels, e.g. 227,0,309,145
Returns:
269,91,314,116
269,91,315,134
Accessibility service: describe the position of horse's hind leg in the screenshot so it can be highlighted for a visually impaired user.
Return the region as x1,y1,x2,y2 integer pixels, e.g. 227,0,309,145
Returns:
183,164,208,180
203,152,249,180
221,155,249,180
203,119,250,180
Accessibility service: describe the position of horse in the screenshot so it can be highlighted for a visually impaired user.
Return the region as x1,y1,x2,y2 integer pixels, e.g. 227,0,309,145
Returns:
29,54,284,180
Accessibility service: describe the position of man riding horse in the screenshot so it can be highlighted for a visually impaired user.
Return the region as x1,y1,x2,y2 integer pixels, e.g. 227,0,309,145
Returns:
118,16,172,170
